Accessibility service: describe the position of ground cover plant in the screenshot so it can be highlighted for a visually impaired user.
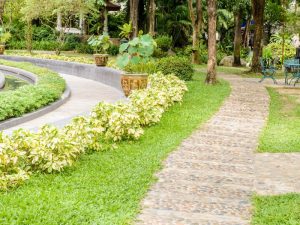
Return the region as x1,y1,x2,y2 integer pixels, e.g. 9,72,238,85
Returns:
258,88,300,153
0,60,66,121
252,194,300,225
0,72,230,224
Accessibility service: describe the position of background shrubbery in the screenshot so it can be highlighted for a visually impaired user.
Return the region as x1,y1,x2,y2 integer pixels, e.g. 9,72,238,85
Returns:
156,56,194,81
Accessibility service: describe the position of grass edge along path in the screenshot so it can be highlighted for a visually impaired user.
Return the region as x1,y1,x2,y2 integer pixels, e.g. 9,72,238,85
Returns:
0,72,230,225
258,88,300,153
252,194,300,225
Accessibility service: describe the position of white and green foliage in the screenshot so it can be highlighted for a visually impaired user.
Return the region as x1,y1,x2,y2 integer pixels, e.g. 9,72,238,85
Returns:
0,72,188,191
87,33,111,54
116,34,157,69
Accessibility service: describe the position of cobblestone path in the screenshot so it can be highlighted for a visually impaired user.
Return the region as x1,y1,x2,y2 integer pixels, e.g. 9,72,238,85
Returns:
136,75,270,225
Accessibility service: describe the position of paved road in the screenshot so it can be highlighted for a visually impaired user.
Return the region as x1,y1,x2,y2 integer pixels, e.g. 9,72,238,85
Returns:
137,74,270,225
5,73,125,133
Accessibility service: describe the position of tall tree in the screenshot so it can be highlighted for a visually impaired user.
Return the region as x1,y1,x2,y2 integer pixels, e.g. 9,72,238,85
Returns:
130,0,139,38
251,0,265,72
148,0,155,36
206,0,217,84
188,0,202,64
233,8,242,66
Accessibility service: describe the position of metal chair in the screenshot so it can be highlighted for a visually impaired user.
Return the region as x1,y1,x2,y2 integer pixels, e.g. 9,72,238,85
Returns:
259,58,278,84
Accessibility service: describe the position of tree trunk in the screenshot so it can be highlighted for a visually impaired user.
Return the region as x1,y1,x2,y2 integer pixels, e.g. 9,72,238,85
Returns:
25,20,32,53
251,0,265,72
233,9,242,66
188,0,202,64
148,0,156,36
243,18,250,47
103,8,108,34
205,0,217,84
130,0,140,38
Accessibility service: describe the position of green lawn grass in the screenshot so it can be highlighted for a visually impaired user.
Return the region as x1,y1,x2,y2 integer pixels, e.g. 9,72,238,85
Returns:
258,88,300,153
252,194,300,225
194,64,285,78
0,72,230,225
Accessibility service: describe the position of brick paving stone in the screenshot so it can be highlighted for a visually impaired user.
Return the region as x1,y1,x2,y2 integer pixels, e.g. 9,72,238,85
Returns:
136,75,270,225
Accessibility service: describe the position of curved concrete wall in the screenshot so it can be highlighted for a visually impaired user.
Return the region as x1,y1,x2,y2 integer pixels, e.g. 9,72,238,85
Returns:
0,55,123,91
0,73,5,89
0,64,71,130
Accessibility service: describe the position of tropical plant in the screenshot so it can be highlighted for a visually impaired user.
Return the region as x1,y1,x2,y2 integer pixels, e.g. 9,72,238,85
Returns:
0,27,11,44
270,33,292,44
87,33,111,54
119,22,132,40
116,34,157,69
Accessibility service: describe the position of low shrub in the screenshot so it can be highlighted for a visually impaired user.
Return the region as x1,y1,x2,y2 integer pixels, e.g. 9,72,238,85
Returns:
0,60,66,121
0,72,187,190
153,47,168,58
156,56,194,81
75,43,94,54
107,44,119,56
155,35,172,52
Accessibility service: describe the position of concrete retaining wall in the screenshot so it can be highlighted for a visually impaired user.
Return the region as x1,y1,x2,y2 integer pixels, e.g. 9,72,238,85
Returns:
0,64,71,130
0,72,5,89
0,55,123,91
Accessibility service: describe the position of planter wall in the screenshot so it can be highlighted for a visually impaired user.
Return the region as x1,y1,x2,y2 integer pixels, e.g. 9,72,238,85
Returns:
0,55,124,92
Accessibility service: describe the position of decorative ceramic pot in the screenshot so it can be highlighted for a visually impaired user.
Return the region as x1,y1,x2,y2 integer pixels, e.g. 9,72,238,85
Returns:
121,73,148,97
0,45,5,55
94,54,108,66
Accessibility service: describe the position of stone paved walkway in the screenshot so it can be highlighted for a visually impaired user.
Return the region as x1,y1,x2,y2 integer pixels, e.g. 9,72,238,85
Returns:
5,73,124,133
136,74,270,225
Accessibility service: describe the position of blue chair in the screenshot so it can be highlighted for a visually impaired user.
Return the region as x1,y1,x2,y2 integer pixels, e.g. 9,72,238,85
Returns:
259,58,278,84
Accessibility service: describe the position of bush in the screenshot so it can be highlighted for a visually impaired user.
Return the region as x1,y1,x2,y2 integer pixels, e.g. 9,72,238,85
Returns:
32,25,56,41
155,35,172,51
0,72,188,190
153,47,168,58
76,43,94,54
107,44,119,56
0,60,66,121
64,34,81,50
263,42,296,64
156,56,194,81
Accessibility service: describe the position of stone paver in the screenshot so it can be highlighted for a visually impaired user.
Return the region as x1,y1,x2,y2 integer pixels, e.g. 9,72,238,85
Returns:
5,73,125,133
255,153,300,195
136,75,270,225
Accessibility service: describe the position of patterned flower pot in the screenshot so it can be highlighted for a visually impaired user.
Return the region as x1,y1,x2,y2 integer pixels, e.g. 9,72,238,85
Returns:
94,54,108,66
0,45,5,55
121,73,148,97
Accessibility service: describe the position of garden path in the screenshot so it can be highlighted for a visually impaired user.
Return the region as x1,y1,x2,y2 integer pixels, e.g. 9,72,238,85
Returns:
5,73,125,133
136,74,270,225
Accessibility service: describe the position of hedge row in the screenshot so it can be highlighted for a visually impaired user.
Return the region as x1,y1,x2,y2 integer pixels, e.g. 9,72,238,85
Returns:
0,60,66,121
0,72,188,190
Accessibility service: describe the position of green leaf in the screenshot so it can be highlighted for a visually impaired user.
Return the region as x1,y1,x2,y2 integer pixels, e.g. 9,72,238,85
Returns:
119,43,129,53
